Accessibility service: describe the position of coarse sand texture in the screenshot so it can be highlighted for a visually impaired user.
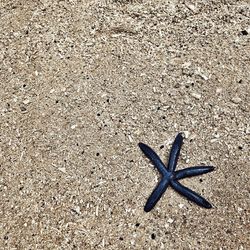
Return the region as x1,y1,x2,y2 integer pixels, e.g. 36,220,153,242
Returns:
0,1,249,249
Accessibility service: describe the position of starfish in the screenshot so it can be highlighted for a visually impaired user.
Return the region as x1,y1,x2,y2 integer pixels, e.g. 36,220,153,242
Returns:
139,133,214,212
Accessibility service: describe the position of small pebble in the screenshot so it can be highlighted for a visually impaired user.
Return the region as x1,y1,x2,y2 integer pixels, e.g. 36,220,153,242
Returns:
238,245,244,250
74,206,81,214
231,97,241,104
245,127,250,134
191,92,201,99
178,203,184,209
183,131,190,139
20,106,27,112
23,99,30,105
186,3,196,12
210,138,218,143
216,88,222,94
58,167,67,173
237,207,243,212
167,218,174,224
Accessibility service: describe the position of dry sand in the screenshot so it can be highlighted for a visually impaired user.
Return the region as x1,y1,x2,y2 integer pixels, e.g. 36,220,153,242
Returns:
0,0,249,249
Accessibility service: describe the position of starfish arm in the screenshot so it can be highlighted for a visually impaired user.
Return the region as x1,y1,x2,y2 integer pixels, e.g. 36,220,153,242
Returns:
144,177,170,212
138,142,167,175
167,133,183,172
170,180,212,208
174,166,214,180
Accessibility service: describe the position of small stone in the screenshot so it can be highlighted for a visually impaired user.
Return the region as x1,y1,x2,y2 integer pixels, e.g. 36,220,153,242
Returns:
216,88,222,94
58,167,66,173
237,207,243,212
186,4,196,12
179,203,184,209
20,106,27,112
167,218,174,224
246,127,250,134
86,42,94,46
23,99,30,105
195,67,209,80
241,30,248,35
238,245,244,250
75,206,81,214
128,135,133,142
183,131,190,139
214,133,220,138
231,97,241,104
210,138,218,143
191,92,201,99
199,73,208,80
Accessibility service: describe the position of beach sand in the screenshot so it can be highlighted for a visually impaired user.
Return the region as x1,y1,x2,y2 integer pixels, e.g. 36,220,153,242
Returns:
0,1,249,249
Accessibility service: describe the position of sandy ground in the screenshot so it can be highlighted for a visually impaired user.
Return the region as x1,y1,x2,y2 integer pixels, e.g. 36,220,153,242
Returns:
0,0,249,249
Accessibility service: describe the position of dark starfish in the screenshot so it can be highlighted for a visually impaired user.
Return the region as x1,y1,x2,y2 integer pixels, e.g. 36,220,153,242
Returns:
139,133,214,212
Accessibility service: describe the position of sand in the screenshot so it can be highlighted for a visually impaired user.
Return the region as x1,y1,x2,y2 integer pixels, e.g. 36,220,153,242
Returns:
0,0,249,249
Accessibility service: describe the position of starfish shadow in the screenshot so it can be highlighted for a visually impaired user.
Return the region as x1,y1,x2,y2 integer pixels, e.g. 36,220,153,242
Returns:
139,133,214,212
